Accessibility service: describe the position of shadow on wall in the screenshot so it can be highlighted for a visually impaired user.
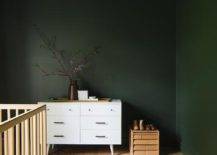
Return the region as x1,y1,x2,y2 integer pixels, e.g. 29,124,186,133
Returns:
79,79,179,148
122,102,180,148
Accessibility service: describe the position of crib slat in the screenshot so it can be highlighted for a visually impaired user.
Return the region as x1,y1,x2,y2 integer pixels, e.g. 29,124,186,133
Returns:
45,110,48,155
8,127,14,155
7,110,14,155
24,110,30,155
32,116,36,155
21,111,26,155
16,110,21,155
30,117,33,155
3,131,8,155
42,110,47,155
36,113,40,155
39,112,43,155
4,110,10,155
0,110,2,155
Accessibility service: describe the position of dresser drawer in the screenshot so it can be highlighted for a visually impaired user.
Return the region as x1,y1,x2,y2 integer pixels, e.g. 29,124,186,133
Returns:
81,130,121,144
81,104,121,116
81,116,121,130
133,133,159,140
47,116,75,130
48,130,80,144
134,151,159,155
134,140,159,145
46,104,80,116
134,145,158,151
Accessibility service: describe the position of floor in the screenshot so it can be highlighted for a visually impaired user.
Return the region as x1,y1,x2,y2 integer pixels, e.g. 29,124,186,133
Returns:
49,146,181,155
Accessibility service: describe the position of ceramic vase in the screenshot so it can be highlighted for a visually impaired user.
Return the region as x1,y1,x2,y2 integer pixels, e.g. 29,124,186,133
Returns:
133,120,139,130
139,120,144,130
68,79,78,100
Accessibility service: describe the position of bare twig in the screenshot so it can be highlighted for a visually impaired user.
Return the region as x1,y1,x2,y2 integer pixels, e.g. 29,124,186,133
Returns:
34,64,69,77
33,24,100,80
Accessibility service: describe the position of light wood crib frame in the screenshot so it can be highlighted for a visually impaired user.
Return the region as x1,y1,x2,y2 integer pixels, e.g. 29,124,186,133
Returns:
0,104,47,155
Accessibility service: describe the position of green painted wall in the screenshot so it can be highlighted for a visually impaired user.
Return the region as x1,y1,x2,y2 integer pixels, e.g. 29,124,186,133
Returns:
176,0,217,154
1,0,176,146
0,1,6,98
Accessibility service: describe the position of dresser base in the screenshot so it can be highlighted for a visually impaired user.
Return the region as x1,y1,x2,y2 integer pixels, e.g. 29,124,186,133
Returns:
47,144,114,155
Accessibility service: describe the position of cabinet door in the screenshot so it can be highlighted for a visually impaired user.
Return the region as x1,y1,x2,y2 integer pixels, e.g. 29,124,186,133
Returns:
47,116,80,144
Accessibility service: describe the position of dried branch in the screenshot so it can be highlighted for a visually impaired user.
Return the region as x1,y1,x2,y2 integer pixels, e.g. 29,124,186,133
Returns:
34,64,70,77
34,25,67,70
33,24,101,80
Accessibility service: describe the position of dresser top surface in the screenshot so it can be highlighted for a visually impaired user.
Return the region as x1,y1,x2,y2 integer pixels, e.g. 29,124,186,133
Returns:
38,99,121,105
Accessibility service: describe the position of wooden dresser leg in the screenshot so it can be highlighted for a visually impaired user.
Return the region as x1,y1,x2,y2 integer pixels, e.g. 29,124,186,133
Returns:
47,144,50,155
109,145,114,155
51,144,54,149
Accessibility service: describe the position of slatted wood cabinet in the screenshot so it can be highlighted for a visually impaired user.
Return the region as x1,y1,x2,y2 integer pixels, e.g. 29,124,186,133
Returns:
130,130,159,155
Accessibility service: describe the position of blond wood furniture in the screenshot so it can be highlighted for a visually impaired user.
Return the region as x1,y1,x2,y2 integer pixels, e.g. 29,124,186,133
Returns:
130,130,159,155
0,104,47,155
39,99,122,155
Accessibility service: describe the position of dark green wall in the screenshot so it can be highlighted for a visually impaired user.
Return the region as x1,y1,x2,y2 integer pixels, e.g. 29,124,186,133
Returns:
176,0,217,154
0,1,6,98
2,0,176,146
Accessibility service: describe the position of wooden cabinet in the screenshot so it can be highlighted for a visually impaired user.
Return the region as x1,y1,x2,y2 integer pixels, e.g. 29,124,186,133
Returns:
130,130,159,155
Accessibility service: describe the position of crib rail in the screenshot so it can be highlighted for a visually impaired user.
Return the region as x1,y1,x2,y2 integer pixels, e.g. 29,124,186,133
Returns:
0,104,47,155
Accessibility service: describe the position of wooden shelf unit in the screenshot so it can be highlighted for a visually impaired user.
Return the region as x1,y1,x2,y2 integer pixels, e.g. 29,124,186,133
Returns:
130,130,159,155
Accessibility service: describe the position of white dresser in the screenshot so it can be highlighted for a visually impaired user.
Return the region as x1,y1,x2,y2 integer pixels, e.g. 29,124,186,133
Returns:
39,100,122,155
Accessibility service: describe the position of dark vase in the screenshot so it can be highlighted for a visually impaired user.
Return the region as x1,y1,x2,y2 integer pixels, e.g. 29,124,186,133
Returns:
68,80,78,100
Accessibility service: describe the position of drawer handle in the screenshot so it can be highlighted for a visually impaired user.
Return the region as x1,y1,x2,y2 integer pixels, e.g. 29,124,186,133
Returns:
69,109,72,111
47,109,50,111
95,135,107,138
95,122,107,125
53,122,64,124
88,108,92,112
53,135,64,138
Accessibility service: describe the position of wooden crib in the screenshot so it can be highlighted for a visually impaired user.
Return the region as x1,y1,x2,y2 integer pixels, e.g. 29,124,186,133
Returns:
0,104,47,155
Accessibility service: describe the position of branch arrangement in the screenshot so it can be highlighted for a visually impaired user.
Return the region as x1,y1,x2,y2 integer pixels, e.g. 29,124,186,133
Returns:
34,25,100,80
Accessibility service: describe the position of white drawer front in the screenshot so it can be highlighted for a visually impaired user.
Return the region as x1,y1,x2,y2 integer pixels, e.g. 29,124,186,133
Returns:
47,116,80,144
47,116,74,130
81,104,121,116
48,131,79,144
46,104,80,116
81,116,121,130
81,130,121,144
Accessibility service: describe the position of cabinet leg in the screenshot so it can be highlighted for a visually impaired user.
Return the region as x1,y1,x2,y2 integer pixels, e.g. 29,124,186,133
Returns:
51,144,54,149
109,145,114,155
47,144,50,155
